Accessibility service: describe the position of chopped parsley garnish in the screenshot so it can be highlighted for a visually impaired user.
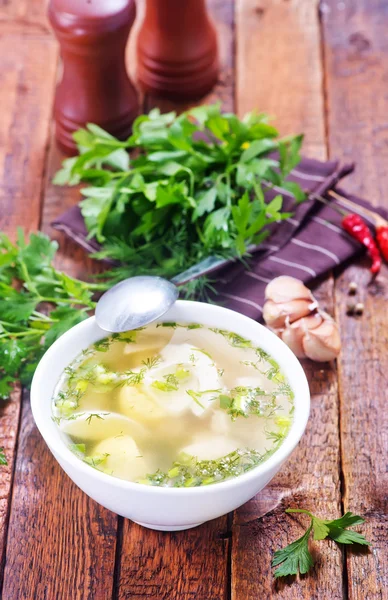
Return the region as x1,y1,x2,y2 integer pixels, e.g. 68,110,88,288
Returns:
273,508,370,578
93,338,111,353
83,453,110,468
142,448,270,487
156,322,178,329
69,443,86,456
186,388,222,409
218,386,276,420
210,328,253,348
190,347,213,360
152,373,180,392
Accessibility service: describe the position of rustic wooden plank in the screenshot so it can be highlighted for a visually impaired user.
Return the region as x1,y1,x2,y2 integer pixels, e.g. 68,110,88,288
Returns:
232,1,344,597
0,30,58,589
322,1,388,597
2,145,118,600
116,2,235,598
236,0,326,159
0,388,21,580
2,392,118,600
1,37,118,600
0,0,49,30
117,521,230,600
0,31,56,236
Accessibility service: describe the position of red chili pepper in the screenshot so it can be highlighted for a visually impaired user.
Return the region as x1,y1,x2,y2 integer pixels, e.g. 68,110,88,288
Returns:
342,213,382,274
376,224,388,262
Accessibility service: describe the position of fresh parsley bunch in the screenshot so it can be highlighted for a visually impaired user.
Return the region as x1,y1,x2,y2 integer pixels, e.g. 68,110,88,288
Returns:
273,508,370,578
0,230,107,402
54,105,305,281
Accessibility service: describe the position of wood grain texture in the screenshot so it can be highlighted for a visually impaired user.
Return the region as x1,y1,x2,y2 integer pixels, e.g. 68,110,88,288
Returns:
0,0,49,31
323,1,388,597
322,0,388,199
116,2,234,598
236,0,326,160
117,520,230,600
232,1,344,597
1,26,119,600
2,393,118,600
0,388,21,579
0,29,56,589
0,32,57,235
231,290,344,599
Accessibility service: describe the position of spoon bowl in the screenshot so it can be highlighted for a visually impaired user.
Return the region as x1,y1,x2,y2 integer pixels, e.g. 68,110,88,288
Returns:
95,276,179,333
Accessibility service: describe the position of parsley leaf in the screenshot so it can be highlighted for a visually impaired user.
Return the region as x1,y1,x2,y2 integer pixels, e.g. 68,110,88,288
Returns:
0,447,7,465
273,524,314,578
272,508,370,578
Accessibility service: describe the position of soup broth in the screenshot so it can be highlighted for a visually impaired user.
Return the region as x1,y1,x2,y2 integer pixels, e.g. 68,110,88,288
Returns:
52,323,294,487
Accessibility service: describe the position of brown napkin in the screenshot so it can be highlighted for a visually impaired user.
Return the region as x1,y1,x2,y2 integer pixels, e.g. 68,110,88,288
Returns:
52,157,387,320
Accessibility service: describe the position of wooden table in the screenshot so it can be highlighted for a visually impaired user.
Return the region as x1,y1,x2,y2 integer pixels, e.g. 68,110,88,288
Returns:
0,1,387,598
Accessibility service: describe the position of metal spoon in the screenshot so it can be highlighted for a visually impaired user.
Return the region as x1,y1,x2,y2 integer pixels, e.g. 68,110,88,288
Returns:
95,276,179,333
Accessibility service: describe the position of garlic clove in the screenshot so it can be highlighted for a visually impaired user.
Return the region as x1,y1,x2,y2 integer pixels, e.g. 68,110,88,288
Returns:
302,317,341,362
265,276,314,303
280,313,323,358
263,298,318,330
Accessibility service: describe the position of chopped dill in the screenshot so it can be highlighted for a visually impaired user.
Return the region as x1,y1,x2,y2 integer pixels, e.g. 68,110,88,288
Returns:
123,368,146,386
218,386,277,420
143,448,274,487
276,382,294,399
186,388,222,409
85,413,108,425
141,356,162,370
190,347,213,360
255,347,272,361
152,373,180,392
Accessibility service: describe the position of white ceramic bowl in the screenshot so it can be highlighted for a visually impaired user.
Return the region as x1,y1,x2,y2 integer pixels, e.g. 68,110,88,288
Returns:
31,300,310,531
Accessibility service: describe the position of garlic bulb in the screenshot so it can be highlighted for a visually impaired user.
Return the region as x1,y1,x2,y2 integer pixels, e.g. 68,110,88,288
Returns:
302,315,341,362
263,277,341,362
265,275,315,303
280,313,323,358
263,298,318,330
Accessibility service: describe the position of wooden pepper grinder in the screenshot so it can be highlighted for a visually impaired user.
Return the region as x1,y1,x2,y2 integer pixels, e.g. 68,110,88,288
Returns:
137,0,219,100
49,0,139,155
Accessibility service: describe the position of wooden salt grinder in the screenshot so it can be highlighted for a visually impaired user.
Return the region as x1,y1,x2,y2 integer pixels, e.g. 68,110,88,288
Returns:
137,0,219,100
49,0,139,155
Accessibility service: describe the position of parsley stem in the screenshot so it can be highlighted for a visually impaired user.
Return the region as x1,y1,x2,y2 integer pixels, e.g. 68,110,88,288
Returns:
40,296,95,308
0,330,42,340
0,320,25,330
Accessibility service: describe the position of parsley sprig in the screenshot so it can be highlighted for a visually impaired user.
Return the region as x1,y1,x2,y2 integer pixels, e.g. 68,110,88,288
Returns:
54,105,305,283
272,508,370,578
0,230,107,401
